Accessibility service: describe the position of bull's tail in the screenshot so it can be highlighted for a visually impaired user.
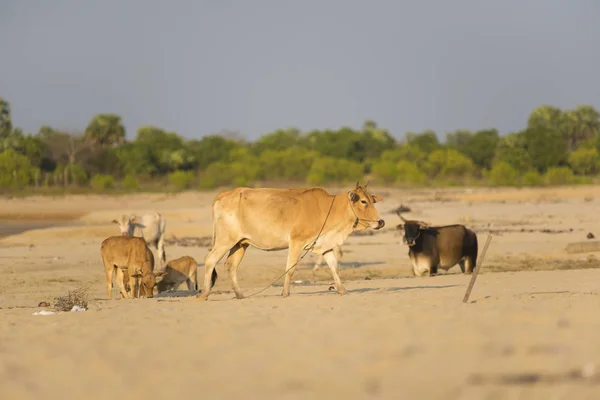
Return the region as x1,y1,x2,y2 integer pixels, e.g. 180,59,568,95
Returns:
210,268,218,289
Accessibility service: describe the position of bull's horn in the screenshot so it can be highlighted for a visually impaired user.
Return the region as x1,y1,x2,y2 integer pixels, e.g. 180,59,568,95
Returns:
364,180,370,189
355,180,360,189
395,209,407,221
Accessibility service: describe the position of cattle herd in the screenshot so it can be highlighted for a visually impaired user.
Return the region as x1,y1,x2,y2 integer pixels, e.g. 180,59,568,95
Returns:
101,182,479,300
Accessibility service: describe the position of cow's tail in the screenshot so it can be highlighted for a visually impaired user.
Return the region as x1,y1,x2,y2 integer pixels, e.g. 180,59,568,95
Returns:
210,268,218,289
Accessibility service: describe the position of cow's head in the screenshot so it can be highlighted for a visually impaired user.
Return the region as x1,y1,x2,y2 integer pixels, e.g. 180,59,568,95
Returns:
396,212,430,246
111,214,137,236
347,181,385,230
154,270,173,293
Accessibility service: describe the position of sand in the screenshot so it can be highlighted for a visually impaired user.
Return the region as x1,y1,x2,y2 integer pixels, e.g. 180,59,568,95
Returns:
1,185,600,399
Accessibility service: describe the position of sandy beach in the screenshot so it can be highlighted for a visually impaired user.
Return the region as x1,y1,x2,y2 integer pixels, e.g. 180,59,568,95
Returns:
1,185,600,399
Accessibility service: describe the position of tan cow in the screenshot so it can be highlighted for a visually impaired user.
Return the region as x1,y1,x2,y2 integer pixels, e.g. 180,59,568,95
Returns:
198,182,384,301
156,256,198,293
101,236,158,299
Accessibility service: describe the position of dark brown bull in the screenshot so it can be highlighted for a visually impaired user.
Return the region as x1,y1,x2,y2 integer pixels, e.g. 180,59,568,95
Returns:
396,213,478,277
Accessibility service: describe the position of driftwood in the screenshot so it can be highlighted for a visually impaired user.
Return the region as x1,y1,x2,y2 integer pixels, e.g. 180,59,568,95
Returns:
565,240,600,254
164,236,213,248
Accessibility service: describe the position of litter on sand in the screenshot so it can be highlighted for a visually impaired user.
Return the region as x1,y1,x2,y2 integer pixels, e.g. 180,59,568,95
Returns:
32,310,56,316
70,305,86,312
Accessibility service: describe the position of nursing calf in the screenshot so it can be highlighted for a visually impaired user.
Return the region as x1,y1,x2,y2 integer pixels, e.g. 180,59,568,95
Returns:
156,256,198,293
397,214,478,277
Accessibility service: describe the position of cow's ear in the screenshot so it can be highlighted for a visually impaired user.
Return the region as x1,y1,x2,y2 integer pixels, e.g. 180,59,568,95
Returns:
372,194,382,203
395,224,404,230
129,216,137,223
348,191,360,203
111,219,118,224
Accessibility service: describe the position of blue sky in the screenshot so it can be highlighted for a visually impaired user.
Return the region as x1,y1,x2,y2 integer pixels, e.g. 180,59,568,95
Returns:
1,0,599,141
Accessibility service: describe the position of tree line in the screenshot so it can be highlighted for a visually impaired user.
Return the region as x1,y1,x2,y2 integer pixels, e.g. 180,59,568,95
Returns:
1,95,599,193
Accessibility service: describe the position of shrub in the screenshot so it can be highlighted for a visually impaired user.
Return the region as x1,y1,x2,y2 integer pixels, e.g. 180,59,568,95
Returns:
488,162,519,186
371,160,397,184
90,174,115,190
307,157,363,185
395,160,427,185
426,148,475,179
168,170,195,190
121,174,139,190
65,164,88,186
198,174,216,189
0,149,38,189
544,167,575,186
521,170,543,186
568,147,599,176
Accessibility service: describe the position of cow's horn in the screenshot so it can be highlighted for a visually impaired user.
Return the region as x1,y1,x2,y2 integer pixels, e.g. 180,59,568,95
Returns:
355,181,360,189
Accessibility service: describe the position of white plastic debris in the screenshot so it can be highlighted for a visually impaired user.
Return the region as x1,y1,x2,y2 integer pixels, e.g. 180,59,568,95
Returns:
70,305,86,312
32,310,56,316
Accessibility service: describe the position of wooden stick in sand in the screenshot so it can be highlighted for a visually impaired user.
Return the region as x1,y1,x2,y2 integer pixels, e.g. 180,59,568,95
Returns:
462,234,493,304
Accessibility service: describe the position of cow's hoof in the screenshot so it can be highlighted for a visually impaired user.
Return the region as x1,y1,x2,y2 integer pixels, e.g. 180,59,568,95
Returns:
235,293,245,299
196,295,208,302
338,289,348,296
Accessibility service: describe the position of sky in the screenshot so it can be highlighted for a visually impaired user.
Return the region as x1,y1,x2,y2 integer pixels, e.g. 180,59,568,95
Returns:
1,0,599,141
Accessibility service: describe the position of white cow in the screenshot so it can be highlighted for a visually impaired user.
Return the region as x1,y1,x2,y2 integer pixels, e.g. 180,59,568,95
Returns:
112,211,167,268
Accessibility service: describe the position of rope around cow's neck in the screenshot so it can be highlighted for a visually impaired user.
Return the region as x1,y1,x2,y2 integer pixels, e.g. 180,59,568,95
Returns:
244,194,339,298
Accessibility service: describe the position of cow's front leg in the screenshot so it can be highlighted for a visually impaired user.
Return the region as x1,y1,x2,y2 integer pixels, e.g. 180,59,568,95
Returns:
282,243,304,298
323,249,347,295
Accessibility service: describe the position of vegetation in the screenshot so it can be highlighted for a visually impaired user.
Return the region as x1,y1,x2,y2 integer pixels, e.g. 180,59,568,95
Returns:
1,95,600,193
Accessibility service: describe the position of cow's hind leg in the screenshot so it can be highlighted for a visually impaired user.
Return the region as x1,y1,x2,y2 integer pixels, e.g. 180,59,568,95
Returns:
282,242,304,298
197,244,232,301
225,243,248,299
156,236,166,269
103,260,114,300
323,249,347,295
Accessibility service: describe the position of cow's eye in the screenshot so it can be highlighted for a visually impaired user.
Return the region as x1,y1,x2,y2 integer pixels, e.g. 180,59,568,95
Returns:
360,200,367,205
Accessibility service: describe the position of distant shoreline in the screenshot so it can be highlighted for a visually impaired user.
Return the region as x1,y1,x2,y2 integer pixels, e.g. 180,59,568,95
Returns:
0,220,72,239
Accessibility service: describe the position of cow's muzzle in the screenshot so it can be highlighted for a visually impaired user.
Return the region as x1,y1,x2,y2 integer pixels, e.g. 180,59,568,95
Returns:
374,219,385,230
121,232,128,236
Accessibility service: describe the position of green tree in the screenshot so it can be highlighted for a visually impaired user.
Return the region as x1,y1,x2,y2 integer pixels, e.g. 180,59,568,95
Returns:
521,127,567,172
448,129,499,169
493,132,532,172
563,105,600,151
188,135,242,170
84,114,126,147
0,97,12,138
251,128,304,155
405,130,440,154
